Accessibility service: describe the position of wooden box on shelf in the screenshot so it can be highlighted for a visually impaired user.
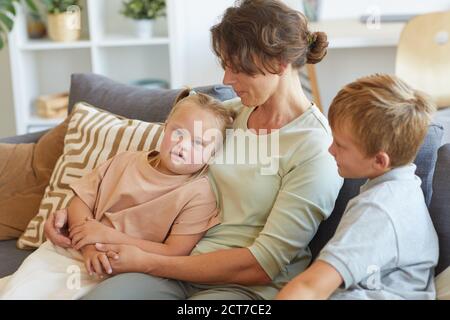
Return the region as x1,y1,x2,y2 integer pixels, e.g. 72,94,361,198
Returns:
36,93,69,118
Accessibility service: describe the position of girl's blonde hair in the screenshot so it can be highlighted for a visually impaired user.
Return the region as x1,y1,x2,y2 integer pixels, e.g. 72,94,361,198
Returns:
167,88,236,136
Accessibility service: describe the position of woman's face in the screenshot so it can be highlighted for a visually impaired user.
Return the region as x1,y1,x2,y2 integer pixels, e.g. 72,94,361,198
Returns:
222,65,280,108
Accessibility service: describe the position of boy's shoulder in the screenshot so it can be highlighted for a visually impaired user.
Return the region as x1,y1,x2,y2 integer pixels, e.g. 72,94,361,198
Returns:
344,169,430,236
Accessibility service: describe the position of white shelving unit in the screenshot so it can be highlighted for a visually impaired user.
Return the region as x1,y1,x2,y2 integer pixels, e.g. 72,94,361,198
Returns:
8,0,182,134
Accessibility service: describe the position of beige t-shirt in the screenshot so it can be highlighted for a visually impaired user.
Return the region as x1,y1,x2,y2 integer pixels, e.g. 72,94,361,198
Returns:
69,151,220,242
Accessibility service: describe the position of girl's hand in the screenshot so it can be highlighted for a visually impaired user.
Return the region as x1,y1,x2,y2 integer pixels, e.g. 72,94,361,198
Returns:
81,244,113,277
94,243,152,275
69,218,120,250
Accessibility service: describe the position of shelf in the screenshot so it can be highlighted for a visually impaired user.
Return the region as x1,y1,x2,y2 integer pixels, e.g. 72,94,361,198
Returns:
8,0,176,135
28,115,65,126
97,35,170,47
95,45,171,85
19,38,92,51
309,19,406,49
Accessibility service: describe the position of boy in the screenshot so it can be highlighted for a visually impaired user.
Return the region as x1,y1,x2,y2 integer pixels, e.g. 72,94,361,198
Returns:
277,74,439,300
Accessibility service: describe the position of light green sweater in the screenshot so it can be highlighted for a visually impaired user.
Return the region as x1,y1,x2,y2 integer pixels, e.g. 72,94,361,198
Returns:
191,98,343,299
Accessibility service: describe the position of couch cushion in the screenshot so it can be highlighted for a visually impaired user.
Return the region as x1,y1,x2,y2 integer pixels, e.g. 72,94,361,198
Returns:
0,119,68,240
309,124,444,260
0,240,32,278
430,143,450,275
68,73,237,122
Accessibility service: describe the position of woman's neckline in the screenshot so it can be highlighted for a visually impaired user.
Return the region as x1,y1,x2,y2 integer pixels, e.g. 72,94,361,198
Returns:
243,102,316,136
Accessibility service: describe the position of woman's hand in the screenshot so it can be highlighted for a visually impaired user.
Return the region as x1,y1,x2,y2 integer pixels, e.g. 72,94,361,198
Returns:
44,209,72,248
69,218,121,250
81,244,113,277
94,243,152,275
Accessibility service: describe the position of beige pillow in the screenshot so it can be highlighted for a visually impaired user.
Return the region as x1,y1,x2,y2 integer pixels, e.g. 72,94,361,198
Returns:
0,119,68,240
17,102,164,249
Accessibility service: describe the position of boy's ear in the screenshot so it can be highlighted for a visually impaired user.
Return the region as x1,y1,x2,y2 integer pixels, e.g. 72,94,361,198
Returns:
373,151,391,171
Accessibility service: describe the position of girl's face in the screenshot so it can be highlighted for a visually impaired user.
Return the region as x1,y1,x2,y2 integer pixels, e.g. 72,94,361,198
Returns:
158,101,223,175
222,65,280,108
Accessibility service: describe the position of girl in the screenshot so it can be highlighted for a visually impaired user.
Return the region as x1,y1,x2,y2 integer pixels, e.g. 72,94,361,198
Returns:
0,89,234,299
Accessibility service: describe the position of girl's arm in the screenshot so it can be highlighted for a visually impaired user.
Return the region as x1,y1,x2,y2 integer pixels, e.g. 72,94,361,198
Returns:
70,219,205,256
113,232,206,256
67,196,95,232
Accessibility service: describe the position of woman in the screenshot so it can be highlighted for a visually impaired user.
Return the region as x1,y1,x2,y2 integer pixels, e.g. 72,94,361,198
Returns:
45,0,342,300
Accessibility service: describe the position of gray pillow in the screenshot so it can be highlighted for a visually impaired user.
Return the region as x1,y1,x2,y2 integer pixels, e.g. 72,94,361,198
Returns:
430,143,450,275
68,73,237,122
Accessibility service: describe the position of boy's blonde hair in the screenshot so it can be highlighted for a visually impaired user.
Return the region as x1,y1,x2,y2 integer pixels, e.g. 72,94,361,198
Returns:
167,88,236,137
328,74,436,167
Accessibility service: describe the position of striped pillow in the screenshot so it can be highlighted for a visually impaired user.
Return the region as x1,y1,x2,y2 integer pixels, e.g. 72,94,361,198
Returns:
17,102,164,249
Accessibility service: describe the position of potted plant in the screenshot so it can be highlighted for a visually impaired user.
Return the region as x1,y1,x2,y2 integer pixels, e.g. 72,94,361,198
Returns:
42,0,81,42
27,11,46,39
121,0,166,38
0,0,39,49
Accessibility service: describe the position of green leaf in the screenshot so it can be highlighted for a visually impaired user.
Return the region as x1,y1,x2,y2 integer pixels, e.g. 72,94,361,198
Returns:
122,0,165,20
0,35,4,50
0,2,16,16
0,11,13,31
24,0,38,13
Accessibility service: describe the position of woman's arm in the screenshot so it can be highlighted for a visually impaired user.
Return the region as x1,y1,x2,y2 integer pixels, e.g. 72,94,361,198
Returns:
96,243,272,285
275,260,343,300
96,153,341,286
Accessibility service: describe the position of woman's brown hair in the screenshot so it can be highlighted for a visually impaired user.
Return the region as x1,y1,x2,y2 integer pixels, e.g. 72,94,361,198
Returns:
211,0,328,75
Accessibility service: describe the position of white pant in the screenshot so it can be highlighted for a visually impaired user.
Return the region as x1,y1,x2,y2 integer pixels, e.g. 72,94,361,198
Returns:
0,241,103,300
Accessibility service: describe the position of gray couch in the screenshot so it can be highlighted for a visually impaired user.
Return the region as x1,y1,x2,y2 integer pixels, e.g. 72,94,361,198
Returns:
1,73,450,283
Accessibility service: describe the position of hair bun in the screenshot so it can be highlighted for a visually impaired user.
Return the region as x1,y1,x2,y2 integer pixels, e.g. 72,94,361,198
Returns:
306,31,329,64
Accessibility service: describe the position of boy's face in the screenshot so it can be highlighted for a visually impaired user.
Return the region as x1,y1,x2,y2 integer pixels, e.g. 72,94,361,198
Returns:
328,125,389,179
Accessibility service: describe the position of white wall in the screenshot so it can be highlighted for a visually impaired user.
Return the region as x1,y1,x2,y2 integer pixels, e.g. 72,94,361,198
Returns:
320,0,450,19
1,0,450,138
0,46,16,138
171,0,302,87
172,0,450,113
316,0,450,112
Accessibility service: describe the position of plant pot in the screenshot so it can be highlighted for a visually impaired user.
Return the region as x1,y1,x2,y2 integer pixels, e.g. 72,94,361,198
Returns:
135,19,154,38
27,14,46,39
47,11,81,42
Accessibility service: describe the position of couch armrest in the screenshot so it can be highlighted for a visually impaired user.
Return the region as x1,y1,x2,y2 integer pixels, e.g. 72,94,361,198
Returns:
430,143,450,275
0,130,49,144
